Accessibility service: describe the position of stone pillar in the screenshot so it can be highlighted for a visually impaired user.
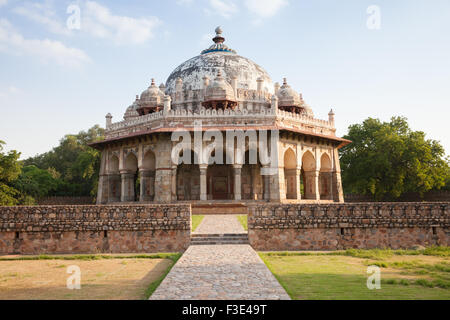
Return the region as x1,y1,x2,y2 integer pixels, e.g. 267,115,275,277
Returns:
120,171,135,202
233,165,242,201
296,167,302,200
314,170,320,201
263,173,270,201
171,166,177,201
200,165,208,201
332,148,344,203
107,174,121,203
139,169,155,202
333,171,344,203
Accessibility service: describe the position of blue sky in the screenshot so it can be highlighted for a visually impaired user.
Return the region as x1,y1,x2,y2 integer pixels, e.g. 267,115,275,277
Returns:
0,0,449,159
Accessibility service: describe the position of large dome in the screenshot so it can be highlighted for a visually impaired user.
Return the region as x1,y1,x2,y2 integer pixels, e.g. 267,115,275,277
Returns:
165,28,273,95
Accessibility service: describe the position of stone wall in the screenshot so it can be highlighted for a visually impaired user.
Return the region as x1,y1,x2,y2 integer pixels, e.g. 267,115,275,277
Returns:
248,203,450,251
0,205,191,255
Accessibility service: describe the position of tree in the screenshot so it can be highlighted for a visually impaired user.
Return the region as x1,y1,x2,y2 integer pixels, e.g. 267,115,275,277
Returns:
24,125,104,197
0,140,22,206
340,117,450,200
13,166,60,200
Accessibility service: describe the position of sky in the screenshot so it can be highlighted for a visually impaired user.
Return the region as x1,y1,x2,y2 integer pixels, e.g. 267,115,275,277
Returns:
0,0,449,159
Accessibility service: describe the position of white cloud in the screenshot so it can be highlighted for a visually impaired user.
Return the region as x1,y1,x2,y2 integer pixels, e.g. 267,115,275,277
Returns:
206,0,238,19
83,1,161,45
0,0,8,8
245,0,288,18
13,1,70,36
13,1,162,45
0,86,20,98
0,19,91,68
177,0,193,5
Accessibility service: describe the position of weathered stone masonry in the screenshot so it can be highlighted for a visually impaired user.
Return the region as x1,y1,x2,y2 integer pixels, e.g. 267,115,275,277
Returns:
248,203,450,250
0,205,191,255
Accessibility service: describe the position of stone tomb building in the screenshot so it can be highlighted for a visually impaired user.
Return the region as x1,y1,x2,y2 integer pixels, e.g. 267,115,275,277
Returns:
92,28,351,204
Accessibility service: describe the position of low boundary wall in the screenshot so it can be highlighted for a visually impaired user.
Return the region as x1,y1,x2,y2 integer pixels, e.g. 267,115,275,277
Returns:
248,203,450,251
0,205,191,255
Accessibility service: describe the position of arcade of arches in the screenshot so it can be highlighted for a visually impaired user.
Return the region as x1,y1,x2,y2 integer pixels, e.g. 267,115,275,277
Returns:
99,138,343,204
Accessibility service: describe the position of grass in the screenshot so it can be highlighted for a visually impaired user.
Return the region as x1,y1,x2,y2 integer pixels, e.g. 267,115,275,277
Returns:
191,215,205,232
0,253,183,300
260,247,450,300
144,253,182,299
0,253,180,261
237,215,248,231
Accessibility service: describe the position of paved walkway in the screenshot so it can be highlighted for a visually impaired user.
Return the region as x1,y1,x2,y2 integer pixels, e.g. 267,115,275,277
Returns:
150,244,290,300
193,214,246,235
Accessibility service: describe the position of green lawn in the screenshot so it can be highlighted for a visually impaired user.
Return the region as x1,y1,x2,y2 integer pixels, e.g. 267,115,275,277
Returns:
260,248,450,300
237,215,248,231
191,215,205,232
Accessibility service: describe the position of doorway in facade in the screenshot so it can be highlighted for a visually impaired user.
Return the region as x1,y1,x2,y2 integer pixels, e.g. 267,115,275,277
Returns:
207,165,234,200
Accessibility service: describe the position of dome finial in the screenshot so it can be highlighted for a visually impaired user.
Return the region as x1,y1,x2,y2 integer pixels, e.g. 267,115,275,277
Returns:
213,26,225,44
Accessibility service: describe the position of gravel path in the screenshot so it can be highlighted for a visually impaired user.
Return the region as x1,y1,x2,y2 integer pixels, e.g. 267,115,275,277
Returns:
150,245,290,300
193,215,246,235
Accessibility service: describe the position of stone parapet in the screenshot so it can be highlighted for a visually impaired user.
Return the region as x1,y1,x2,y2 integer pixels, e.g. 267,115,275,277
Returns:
248,203,450,250
0,205,191,255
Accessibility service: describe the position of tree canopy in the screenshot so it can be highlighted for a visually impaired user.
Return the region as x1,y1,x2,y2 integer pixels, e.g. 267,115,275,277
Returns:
340,117,450,200
0,125,104,206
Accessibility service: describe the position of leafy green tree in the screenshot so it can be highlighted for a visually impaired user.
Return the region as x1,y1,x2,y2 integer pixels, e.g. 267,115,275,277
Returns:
340,117,450,200
13,165,60,200
24,125,104,197
0,140,22,206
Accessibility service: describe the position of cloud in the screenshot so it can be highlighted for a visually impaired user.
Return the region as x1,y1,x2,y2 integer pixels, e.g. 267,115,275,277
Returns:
0,86,20,98
0,19,91,68
13,1,162,45
244,0,288,18
13,1,70,36
205,0,238,19
0,0,8,8
83,1,162,45
176,0,193,5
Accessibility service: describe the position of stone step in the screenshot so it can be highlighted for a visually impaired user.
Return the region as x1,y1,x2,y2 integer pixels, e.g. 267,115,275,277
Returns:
191,233,249,245
192,233,248,238
191,240,249,245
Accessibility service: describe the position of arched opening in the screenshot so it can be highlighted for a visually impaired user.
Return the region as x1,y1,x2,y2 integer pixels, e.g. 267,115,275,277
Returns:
320,153,333,200
108,155,121,203
302,151,316,200
284,148,297,199
206,149,234,200
177,150,200,201
241,150,264,200
140,150,156,202
122,153,138,202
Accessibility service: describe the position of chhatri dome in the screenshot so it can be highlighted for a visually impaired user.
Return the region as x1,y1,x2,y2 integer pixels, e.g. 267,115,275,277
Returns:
165,27,274,94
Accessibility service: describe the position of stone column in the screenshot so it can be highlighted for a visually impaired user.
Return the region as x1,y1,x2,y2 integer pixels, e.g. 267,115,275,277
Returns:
171,166,178,202
200,165,208,201
139,169,155,202
120,171,135,202
233,165,242,201
332,148,344,203
107,174,121,203
333,171,344,203
314,170,320,201
296,167,302,200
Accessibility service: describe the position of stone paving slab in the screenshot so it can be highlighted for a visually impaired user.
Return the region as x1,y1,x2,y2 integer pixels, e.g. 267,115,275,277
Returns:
150,245,291,300
193,214,246,235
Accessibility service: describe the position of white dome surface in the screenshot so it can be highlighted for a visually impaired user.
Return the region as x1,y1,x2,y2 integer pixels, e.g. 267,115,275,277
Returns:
165,51,274,95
